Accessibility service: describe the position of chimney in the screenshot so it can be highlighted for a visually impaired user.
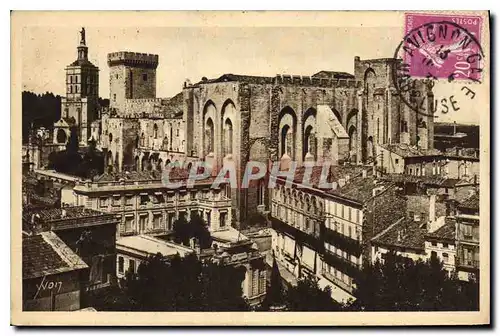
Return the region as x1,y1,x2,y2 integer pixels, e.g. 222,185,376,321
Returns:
429,194,436,223
61,209,67,218
362,169,367,178
453,121,457,135
338,178,346,187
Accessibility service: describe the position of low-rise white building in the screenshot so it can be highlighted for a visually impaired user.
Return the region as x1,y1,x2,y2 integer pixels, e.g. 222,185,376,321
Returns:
116,234,194,278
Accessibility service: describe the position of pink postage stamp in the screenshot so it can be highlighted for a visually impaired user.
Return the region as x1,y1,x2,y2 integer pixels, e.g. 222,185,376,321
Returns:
399,12,484,81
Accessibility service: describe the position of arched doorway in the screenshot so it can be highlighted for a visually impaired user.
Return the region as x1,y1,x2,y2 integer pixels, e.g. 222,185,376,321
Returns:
56,129,67,144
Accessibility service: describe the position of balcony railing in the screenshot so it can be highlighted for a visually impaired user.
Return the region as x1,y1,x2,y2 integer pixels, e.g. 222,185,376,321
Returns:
271,217,323,252
322,250,361,279
456,257,480,270
323,227,362,257
321,271,354,294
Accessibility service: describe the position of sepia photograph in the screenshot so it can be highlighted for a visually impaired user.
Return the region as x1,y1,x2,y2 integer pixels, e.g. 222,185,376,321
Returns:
10,10,490,326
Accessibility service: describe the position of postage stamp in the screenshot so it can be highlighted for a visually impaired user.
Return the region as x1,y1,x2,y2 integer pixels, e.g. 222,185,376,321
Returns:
392,13,485,116
401,13,484,81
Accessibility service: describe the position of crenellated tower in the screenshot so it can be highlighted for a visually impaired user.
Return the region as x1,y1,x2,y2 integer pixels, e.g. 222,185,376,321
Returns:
107,52,159,112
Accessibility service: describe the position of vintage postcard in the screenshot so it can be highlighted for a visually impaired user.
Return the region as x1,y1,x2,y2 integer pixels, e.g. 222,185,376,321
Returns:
11,10,490,326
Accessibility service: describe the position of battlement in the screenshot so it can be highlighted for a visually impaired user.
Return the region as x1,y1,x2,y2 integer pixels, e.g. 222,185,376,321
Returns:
274,74,360,89
107,51,159,69
125,98,164,104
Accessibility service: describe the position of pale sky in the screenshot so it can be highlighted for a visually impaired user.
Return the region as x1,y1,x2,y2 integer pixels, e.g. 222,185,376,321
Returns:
21,26,479,124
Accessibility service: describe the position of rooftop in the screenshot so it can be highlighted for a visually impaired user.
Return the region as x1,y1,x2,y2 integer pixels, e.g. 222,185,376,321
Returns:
92,167,216,185
443,147,480,160
68,59,98,68
311,71,354,79
459,193,479,210
274,164,370,191
24,206,107,222
211,227,250,244
425,218,456,242
94,170,159,183
23,231,88,280
379,143,442,158
117,235,193,258
195,73,274,86
380,174,460,188
328,175,393,204
372,217,426,252
23,206,118,233
162,92,184,119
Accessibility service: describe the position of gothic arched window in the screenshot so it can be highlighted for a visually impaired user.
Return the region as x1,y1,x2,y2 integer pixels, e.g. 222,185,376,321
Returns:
153,124,158,139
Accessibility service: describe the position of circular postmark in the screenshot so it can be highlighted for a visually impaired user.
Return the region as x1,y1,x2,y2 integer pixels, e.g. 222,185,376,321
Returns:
392,20,485,117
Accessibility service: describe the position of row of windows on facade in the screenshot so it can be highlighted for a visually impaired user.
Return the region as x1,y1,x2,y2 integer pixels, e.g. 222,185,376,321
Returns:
321,260,354,289
324,242,361,267
429,250,451,264
97,191,220,208
406,161,472,176
325,218,362,242
114,73,149,81
326,202,362,226
67,85,97,95
122,213,166,232
68,74,97,84
458,246,479,267
273,188,322,215
271,204,320,237
138,126,181,143
119,209,228,234
458,223,479,241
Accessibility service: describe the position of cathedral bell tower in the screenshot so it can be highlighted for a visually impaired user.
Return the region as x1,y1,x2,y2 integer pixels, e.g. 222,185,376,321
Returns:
54,27,100,146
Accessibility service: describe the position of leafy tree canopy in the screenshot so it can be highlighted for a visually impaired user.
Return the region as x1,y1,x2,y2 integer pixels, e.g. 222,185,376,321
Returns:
172,212,212,249
101,253,249,311
285,275,341,311
349,251,479,311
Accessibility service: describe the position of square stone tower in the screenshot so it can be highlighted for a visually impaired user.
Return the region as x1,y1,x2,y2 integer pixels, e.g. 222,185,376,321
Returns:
107,52,159,112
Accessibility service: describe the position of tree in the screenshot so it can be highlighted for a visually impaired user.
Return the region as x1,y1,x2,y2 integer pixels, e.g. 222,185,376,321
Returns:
22,91,61,143
350,251,479,311
172,212,212,249
48,130,104,179
285,275,341,311
66,125,79,154
114,253,249,311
